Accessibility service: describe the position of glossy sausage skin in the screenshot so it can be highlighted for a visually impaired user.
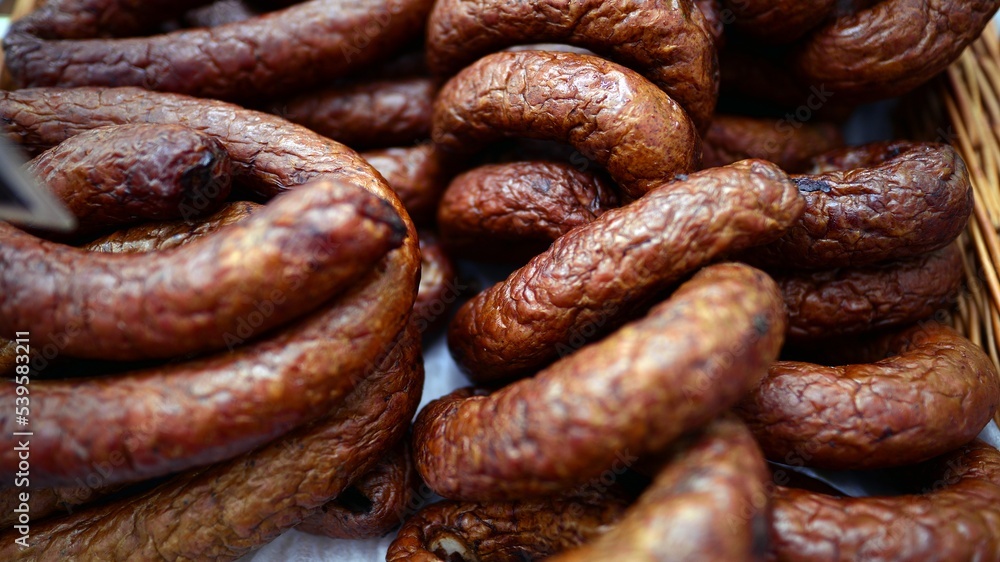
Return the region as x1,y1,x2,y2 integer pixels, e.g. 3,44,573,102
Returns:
0,179,404,361
437,161,619,260
274,77,436,150
25,123,232,234
362,144,452,226
0,323,424,561
3,0,435,101
0,87,419,488
777,244,963,342
386,492,629,561
741,142,972,269
549,417,770,562
432,51,700,200
426,0,718,130
448,160,803,384
701,115,844,173
297,439,417,539
769,440,1000,561
736,323,1000,470
416,263,786,500
794,0,1000,101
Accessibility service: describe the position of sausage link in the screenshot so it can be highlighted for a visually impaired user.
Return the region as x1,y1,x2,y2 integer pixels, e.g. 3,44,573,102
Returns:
432,51,700,200
0,87,420,488
25,123,231,234
794,0,1000,101
736,323,1000,470
702,115,844,173
0,322,424,561
448,160,802,384
0,179,405,361
362,144,452,226
741,142,972,269
297,439,416,539
416,263,786,500
426,0,718,131
274,77,437,150
769,440,1000,561
386,492,630,561
777,244,963,342
86,200,262,254
721,0,835,43
3,0,435,101
437,161,620,261
549,416,770,562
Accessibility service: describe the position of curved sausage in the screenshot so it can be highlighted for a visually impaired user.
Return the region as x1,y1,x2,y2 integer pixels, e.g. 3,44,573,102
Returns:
741,142,972,269
437,161,620,261
426,0,718,131
777,244,963,342
448,159,802,384
0,322,424,561
3,0,435,101
386,492,629,561
432,51,701,200
25,123,232,235
0,179,405,361
721,0,835,42
736,323,1000,470
0,87,420,488
701,115,844,173
297,439,416,539
415,263,787,500
362,144,452,225
274,76,436,150
769,440,1000,561
794,0,1000,101
548,416,770,562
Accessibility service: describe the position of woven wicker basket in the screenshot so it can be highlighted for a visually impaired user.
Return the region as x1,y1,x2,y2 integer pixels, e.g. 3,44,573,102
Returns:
2,2,999,427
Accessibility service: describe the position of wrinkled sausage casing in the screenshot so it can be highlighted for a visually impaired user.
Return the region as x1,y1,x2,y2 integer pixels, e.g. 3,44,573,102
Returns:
777,244,963,341
3,0,435,102
25,123,232,234
416,263,786,501
362,144,451,226
0,87,420,488
769,440,1000,562
448,159,803,384
426,0,718,131
549,416,770,562
701,115,844,173
737,323,1000,470
0,323,424,561
741,142,972,269
386,491,629,562
432,50,700,200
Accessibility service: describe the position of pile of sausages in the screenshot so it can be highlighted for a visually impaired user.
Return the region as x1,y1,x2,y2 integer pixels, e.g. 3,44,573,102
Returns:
0,0,999,560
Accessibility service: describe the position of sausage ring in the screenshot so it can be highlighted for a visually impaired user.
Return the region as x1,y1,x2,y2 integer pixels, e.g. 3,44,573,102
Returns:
777,244,964,341
740,142,972,269
426,0,718,130
769,439,1000,561
448,160,802,384
0,322,423,561
736,323,1000,470
436,160,619,261
0,87,420,488
548,416,770,562
3,0,434,101
794,0,1000,101
415,263,786,501
432,50,700,200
